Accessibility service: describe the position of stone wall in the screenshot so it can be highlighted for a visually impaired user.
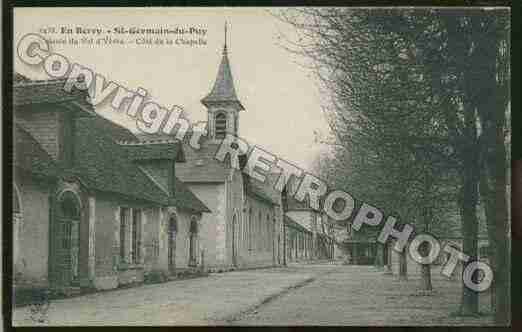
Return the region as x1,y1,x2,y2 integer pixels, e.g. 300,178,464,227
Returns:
183,183,224,269
14,176,52,288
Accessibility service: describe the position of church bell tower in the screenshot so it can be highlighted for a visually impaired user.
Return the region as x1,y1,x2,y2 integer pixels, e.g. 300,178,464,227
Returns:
201,22,245,140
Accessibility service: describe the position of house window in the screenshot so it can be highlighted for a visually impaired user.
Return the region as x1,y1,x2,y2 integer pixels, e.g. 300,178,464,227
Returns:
120,207,142,264
131,209,141,264
120,207,129,262
215,113,227,139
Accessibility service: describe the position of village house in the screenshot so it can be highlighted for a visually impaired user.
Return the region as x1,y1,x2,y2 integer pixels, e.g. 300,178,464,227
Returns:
12,74,210,299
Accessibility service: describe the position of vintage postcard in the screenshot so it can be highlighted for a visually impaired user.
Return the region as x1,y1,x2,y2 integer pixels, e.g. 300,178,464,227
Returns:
10,6,511,326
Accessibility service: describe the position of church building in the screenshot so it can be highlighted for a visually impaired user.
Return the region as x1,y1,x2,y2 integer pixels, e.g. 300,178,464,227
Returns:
174,35,285,271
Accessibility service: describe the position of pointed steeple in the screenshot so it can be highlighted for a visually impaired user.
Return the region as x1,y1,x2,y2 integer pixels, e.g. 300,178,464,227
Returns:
201,22,244,111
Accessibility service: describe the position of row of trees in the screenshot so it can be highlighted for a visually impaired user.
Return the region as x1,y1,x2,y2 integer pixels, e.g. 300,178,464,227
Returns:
276,6,510,324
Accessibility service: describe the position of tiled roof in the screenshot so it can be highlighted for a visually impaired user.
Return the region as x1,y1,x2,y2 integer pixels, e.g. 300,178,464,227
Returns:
70,117,209,212
13,123,59,178
137,133,228,183
72,117,175,205
13,77,210,213
201,48,244,110
120,141,185,162
284,215,311,234
13,75,95,115
176,140,230,183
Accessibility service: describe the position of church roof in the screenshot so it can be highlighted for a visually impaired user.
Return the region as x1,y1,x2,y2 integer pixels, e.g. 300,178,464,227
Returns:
201,47,245,111
119,140,185,163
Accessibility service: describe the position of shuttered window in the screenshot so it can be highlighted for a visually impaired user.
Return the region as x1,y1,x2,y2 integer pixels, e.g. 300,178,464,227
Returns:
215,113,227,139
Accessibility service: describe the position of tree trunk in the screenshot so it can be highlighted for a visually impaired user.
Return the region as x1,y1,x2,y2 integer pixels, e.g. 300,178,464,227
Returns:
492,123,510,325
384,242,393,275
420,264,432,292
374,243,384,268
479,167,497,313
399,248,408,281
352,243,358,265
474,14,510,323
418,241,433,292
459,166,480,316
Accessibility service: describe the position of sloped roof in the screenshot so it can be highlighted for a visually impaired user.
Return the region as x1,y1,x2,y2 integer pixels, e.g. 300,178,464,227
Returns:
13,123,59,178
176,140,230,183
201,48,244,110
120,141,185,162
13,77,95,114
173,177,211,213
246,172,281,206
13,77,210,213
284,215,312,234
72,117,175,205
83,120,208,212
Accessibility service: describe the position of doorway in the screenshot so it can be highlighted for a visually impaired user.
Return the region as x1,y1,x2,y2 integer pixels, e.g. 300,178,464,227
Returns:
52,191,81,287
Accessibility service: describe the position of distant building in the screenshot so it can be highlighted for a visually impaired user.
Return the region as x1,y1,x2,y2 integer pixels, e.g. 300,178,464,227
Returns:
282,183,335,263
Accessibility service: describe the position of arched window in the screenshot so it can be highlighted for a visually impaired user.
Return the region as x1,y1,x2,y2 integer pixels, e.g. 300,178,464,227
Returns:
59,191,81,219
215,113,227,139
189,217,198,266
258,211,262,250
266,214,270,251
248,208,252,250
190,218,198,234
168,215,177,271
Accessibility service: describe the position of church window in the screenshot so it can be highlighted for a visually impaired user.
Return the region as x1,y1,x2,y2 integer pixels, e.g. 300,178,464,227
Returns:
215,112,227,139
258,211,262,250
248,208,252,250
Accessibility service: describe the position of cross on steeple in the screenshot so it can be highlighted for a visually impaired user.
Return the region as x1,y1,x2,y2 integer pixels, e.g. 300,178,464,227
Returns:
224,21,228,54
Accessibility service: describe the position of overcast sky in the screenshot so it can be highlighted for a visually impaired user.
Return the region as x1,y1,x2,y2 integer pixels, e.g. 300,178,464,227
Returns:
14,7,330,171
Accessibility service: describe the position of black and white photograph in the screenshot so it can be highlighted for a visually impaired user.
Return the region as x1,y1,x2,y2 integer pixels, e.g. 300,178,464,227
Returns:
8,5,511,326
